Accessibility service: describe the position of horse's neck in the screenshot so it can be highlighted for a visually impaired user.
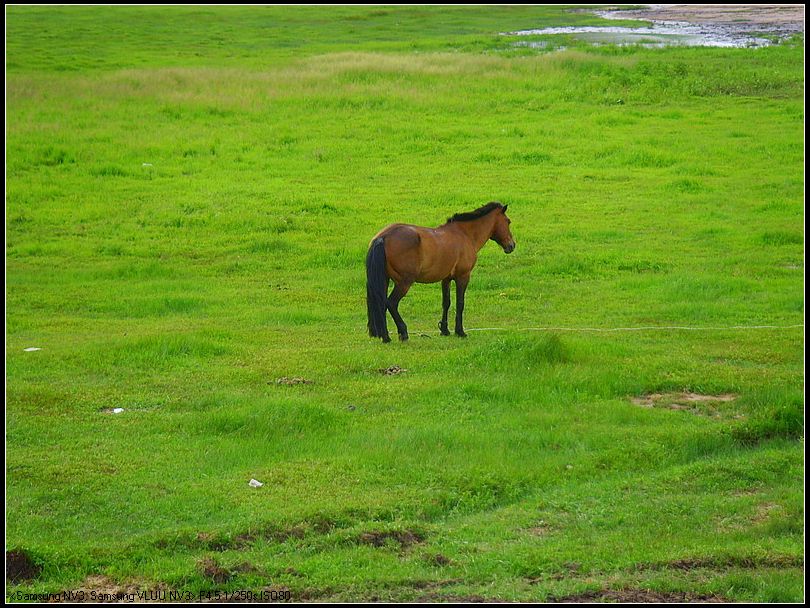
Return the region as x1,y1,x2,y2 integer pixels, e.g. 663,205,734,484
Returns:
451,215,495,251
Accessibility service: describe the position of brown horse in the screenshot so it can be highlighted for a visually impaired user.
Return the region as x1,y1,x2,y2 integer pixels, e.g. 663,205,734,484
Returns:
366,201,515,342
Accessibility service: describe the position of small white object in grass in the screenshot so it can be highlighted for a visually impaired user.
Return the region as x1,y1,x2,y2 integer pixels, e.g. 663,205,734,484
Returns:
112,408,125,414
142,163,153,167
23,347,42,352
249,479,264,488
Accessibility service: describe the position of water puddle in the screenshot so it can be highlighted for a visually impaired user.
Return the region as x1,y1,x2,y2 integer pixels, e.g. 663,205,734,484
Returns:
506,5,804,49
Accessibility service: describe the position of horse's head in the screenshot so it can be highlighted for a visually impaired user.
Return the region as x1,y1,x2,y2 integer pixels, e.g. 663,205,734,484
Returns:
490,205,516,254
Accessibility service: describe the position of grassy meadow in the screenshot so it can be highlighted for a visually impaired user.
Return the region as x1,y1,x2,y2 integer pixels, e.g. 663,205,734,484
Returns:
5,5,805,602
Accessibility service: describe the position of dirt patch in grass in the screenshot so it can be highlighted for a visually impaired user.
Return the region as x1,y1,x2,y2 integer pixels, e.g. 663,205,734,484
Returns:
185,524,310,552
526,520,553,537
526,562,583,584
273,377,314,386
231,525,307,548
156,518,337,553
197,557,233,584
296,578,464,602
6,549,42,583
732,487,762,497
426,553,452,567
553,588,728,603
751,501,783,523
358,529,425,548
379,365,407,375
634,554,803,572
630,392,737,417
416,593,490,603
156,512,358,553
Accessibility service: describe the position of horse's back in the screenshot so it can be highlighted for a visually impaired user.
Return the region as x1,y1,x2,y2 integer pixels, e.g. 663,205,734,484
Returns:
372,223,421,247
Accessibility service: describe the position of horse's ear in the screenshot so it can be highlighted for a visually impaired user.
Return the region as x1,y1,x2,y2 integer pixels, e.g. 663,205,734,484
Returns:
502,204,508,213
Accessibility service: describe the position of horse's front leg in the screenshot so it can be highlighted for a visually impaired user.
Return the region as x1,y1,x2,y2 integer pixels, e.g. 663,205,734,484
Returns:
387,279,413,341
439,278,451,336
454,274,470,338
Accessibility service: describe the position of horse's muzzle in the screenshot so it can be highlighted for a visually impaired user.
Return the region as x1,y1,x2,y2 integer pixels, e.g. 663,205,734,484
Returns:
504,243,515,254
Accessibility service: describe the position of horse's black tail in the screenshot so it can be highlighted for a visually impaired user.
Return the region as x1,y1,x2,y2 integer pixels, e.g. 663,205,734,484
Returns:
366,237,388,340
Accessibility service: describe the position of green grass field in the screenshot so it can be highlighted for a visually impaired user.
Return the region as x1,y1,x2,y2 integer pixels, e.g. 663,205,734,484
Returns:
5,5,804,602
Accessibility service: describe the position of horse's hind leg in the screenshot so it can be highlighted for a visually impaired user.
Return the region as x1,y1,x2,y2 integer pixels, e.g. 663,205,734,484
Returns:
454,273,470,338
439,278,451,336
387,279,413,341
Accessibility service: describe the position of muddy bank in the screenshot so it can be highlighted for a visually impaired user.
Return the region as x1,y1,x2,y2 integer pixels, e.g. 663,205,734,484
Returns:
601,5,804,28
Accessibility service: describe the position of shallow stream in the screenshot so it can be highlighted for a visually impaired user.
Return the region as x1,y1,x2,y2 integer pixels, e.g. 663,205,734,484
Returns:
507,6,802,48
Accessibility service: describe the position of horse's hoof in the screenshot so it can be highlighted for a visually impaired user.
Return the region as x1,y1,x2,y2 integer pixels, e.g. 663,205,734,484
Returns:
399,333,409,342
438,322,450,336
455,331,467,338
382,335,392,343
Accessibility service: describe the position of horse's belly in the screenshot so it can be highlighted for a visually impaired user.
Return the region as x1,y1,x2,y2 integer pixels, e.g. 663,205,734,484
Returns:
416,259,458,283
415,271,446,284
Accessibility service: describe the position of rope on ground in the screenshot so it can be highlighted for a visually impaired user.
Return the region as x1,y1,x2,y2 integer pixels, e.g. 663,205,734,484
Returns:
466,324,804,333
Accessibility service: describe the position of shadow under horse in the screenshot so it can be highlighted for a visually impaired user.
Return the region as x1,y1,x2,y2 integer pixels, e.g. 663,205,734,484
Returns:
366,201,516,342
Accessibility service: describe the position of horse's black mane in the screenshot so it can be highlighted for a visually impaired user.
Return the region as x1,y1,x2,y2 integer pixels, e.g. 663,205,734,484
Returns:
446,201,504,224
